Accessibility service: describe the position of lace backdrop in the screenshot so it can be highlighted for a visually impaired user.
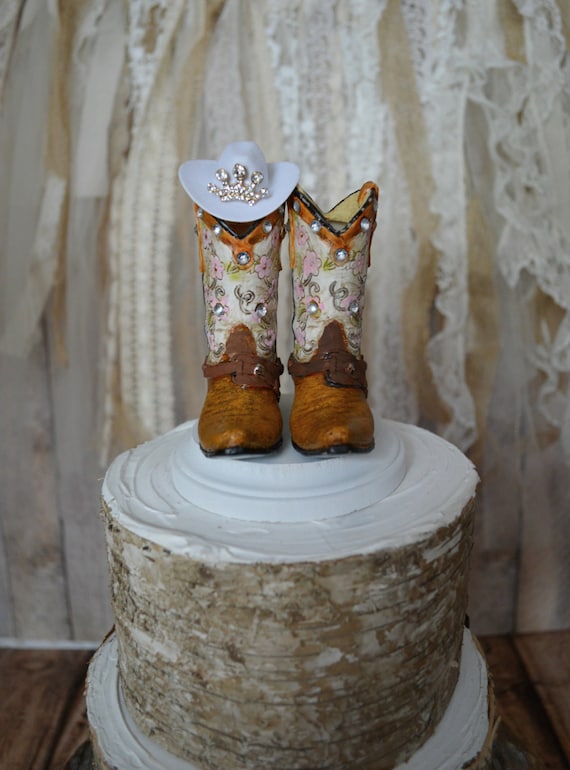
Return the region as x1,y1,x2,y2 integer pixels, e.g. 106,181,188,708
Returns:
0,0,568,640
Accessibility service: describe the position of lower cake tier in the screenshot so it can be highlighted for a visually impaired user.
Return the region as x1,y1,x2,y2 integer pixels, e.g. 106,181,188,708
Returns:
87,629,495,770
101,417,478,769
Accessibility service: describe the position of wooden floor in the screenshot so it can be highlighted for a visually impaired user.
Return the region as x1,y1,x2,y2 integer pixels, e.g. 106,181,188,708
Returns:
0,632,568,770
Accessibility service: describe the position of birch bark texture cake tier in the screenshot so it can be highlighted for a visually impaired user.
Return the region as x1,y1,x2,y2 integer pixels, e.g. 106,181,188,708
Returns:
86,406,497,770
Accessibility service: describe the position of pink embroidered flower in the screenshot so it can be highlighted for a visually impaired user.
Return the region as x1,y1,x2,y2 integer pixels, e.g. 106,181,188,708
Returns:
294,281,305,302
351,250,366,276
255,254,273,279
294,325,306,347
295,226,309,248
270,227,282,248
202,228,213,248
265,278,278,302
206,330,216,350
210,256,224,281
204,286,215,307
262,329,276,348
303,250,321,279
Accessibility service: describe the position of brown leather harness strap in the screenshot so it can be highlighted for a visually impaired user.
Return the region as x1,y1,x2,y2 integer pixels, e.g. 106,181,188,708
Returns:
288,350,368,394
203,354,284,392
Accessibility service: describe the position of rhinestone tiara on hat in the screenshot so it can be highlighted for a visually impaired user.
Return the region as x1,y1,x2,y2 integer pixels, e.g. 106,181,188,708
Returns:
207,162,269,207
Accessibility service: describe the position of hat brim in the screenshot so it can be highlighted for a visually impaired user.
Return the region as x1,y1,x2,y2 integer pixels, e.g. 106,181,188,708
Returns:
179,159,299,222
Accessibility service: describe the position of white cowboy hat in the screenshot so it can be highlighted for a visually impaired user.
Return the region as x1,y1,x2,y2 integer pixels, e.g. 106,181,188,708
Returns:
178,141,299,222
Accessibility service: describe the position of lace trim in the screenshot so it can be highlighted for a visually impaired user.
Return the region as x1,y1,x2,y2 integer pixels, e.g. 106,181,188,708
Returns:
337,0,387,193
468,0,570,445
369,114,419,425
116,64,176,441
410,2,478,450
400,0,429,93
127,0,185,127
102,0,195,449
202,0,247,151
265,2,346,206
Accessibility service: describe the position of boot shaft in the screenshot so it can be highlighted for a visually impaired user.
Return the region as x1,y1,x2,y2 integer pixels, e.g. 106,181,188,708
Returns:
195,205,286,364
288,183,378,363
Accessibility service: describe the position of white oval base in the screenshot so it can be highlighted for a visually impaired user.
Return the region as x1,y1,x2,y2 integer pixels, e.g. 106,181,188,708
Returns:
87,630,489,770
105,407,406,524
103,414,477,564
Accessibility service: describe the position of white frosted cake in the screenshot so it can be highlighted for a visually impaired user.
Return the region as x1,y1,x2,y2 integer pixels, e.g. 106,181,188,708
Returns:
86,405,496,769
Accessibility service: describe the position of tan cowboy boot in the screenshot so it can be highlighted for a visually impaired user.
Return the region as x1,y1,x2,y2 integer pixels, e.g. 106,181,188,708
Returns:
288,182,378,454
195,205,285,455
179,141,299,456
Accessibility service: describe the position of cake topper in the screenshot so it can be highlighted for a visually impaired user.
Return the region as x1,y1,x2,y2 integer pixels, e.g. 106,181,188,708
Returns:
179,142,378,458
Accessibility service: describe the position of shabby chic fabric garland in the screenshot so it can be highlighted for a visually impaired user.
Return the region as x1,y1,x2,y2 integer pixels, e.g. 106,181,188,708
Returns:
0,0,569,637
0,0,568,466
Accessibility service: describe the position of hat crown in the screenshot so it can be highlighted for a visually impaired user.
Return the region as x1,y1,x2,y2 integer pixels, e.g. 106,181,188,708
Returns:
217,142,268,181
208,142,270,207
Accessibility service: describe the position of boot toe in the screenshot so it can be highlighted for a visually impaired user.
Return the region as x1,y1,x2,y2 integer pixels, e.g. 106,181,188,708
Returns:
290,375,374,455
198,377,282,456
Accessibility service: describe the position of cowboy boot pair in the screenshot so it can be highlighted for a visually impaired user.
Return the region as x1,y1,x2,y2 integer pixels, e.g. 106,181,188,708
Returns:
194,182,378,457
